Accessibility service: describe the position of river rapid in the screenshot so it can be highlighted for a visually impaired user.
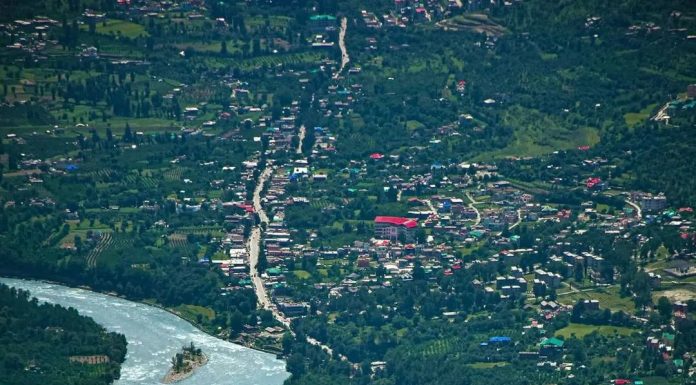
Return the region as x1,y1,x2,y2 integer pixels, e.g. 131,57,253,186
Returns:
0,277,290,385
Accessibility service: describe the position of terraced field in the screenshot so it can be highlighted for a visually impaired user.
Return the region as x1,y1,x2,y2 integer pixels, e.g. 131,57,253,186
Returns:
124,174,158,189
164,167,184,182
310,199,334,209
175,226,226,237
86,232,113,269
168,233,193,257
437,13,507,36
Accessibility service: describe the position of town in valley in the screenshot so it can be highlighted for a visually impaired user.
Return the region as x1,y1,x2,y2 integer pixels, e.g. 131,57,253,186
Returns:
1,0,695,385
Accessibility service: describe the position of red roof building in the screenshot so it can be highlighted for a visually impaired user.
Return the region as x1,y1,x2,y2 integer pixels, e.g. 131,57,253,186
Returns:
232,203,255,213
586,177,603,189
375,216,417,228
374,216,417,241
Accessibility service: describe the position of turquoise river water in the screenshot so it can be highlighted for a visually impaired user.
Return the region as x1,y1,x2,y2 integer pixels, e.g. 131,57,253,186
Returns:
1,277,290,385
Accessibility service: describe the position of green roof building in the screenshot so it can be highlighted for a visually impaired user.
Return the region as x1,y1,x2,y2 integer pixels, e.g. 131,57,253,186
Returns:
540,337,565,348
310,14,337,21
309,15,337,31
662,332,675,344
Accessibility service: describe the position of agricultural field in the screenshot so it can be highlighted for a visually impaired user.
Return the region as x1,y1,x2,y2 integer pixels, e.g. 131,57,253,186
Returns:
624,103,658,128
557,287,636,313
481,106,600,159
170,304,216,323
555,323,638,339
79,19,149,39
206,51,326,71
467,362,509,369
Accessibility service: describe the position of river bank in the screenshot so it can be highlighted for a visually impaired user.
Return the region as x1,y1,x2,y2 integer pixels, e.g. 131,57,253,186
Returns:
0,276,290,385
0,271,283,356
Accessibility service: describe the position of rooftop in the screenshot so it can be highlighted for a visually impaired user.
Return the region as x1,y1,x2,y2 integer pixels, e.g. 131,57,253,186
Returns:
375,216,418,228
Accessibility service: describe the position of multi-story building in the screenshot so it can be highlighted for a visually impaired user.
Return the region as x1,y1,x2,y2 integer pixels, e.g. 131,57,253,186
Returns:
374,216,418,241
639,193,668,212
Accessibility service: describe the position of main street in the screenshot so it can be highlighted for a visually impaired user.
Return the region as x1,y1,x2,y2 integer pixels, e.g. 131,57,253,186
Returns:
248,165,350,362
333,17,350,79
248,167,287,325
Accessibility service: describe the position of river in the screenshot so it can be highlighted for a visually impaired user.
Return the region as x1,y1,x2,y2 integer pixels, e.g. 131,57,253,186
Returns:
0,277,290,385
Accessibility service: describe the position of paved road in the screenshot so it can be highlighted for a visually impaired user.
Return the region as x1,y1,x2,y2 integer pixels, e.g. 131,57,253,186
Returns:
252,168,272,224
652,102,671,122
509,208,523,230
296,93,313,155
465,192,481,226
248,165,348,360
557,282,617,296
296,125,305,154
307,336,332,355
465,191,479,205
249,167,283,325
425,199,437,215
333,17,349,79
625,199,642,220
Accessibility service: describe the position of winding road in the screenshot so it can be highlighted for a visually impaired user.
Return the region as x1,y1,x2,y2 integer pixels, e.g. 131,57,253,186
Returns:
625,199,642,220
333,17,349,79
465,192,481,226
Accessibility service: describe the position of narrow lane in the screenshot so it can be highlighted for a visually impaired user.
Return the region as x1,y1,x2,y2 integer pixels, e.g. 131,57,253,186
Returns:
465,192,481,226
509,208,522,230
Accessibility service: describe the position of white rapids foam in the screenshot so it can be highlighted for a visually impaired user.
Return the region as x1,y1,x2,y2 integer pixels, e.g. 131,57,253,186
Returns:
1,277,290,385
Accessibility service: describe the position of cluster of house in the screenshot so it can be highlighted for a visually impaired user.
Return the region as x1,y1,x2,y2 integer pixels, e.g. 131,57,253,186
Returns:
360,10,383,29
111,0,208,18
307,14,337,48
251,138,692,331
189,166,258,282
161,132,692,338
2,16,58,54
646,322,690,375
356,0,518,31
361,0,461,29
465,248,611,302
390,0,442,25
